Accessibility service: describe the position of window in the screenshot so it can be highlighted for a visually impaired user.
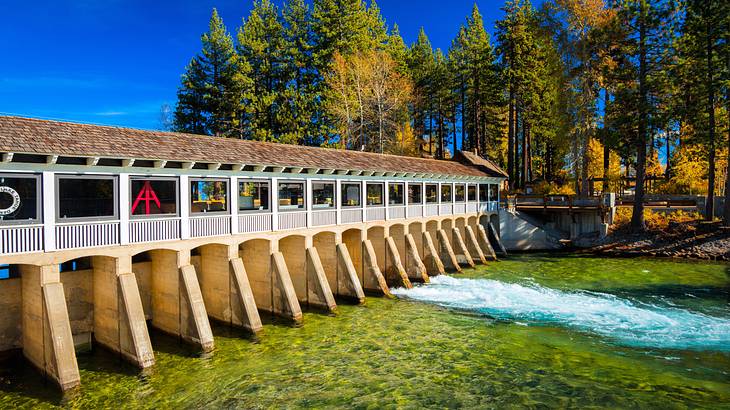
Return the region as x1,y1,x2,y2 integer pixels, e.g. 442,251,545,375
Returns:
489,184,498,201
467,185,477,201
388,183,404,205
312,181,335,209
425,184,438,203
455,184,465,202
191,179,228,214
279,181,304,210
0,173,40,225
441,184,453,203
57,175,117,221
130,178,177,218
366,183,384,206
238,180,269,212
408,183,422,204
341,183,361,207
479,184,489,202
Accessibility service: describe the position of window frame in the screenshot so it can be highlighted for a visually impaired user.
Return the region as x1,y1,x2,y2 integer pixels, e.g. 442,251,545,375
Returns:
55,174,119,223
237,178,271,214
454,184,466,202
440,183,453,203
129,176,179,219
467,184,477,202
0,172,42,226
311,180,336,210
340,182,362,208
189,177,230,215
425,183,439,204
388,182,405,206
366,182,385,207
277,180,306,212
408,183,423,205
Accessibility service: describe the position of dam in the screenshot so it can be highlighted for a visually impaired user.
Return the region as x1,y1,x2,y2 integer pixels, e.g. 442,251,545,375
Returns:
0,115,506,391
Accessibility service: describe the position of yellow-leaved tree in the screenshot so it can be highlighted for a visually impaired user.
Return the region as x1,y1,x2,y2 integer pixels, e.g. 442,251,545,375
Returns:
586,138,622,193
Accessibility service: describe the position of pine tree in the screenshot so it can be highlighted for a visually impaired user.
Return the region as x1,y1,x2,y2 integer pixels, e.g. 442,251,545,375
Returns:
237,0,289,141
173,9,249,137
408,28,436,156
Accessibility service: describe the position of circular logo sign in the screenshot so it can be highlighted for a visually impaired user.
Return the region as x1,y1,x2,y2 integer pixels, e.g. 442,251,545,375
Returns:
0,186,21,216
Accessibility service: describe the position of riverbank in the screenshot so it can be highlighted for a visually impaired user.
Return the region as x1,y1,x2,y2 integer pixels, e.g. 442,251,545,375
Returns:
593,219,730,261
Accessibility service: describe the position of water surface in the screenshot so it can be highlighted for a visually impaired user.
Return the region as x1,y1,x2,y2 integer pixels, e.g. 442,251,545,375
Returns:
1,254,728,408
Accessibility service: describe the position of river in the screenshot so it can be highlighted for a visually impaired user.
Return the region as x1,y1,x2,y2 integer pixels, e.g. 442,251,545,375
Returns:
1,254,728,408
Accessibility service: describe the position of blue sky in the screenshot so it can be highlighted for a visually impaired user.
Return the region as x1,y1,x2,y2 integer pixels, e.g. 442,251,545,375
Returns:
0,1,521,131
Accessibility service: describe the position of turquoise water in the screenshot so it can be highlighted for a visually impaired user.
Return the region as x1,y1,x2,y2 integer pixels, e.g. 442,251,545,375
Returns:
0,254,728,408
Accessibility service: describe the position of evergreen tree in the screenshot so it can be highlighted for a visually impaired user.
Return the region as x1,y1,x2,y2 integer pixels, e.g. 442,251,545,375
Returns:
408,28,436,156
173,9,249,137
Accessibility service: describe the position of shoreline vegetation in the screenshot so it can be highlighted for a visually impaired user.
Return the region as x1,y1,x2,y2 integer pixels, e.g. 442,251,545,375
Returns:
591,209,730,261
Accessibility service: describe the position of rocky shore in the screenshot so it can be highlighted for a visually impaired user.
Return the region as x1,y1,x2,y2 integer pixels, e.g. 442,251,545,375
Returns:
592,221,730,261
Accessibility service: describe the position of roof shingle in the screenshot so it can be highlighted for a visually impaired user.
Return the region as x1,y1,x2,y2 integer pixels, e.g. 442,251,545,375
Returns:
0,115,505,178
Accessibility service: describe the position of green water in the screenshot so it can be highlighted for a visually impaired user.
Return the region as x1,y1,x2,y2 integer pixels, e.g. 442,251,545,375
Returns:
1,254,728,409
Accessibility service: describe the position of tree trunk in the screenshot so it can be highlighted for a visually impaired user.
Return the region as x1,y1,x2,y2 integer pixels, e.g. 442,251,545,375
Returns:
724,30,730,226
507,83,515,190
704,3,716,221
631,1,648,231
603,90,610,191
522,119,529,187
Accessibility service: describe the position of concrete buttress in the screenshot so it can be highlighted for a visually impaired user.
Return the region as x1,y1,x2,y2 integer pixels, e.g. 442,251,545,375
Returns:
437,230,462,272
335,243,365,303
271,252,303,323
305,247,338,312
422,232,445,276
405,234,429,283
21,264,80,391
451,228,475,268
362,239,390,296
464,226,488,264
385,237,412,288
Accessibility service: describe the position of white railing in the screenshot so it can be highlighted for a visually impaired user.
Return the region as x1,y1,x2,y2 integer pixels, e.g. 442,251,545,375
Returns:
489,202,499,212
454,203,466,214
467,203,477,213
341,208,362,224
366,207,385,221
425,204,439,216
56,221,120,250
479,203,489,213
389,206,406,219
312,209,337,226
440,204,453,215
279,211,307,230
129,218,180,244
189,215,231,238
238,213,272,233
407,205,423,218
0,224,43,255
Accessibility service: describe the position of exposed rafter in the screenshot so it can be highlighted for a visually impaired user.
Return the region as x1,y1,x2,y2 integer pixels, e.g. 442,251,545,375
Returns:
86,157,100,166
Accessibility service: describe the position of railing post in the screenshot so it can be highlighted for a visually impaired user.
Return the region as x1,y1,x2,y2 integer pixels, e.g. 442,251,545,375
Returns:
180,175,190,240
230,176,239,235
271,177,279,231
384,180,390,220
335,179,342,226
306,178,313,228
361,180,367,222
119,173,130,245
42,171,56,252
404,181,409,217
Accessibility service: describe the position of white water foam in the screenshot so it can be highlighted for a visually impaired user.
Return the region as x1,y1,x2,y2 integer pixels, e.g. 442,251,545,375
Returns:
391,275,730,351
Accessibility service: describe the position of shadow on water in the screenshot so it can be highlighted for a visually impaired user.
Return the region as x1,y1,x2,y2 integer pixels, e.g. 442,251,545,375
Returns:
0,353,65,406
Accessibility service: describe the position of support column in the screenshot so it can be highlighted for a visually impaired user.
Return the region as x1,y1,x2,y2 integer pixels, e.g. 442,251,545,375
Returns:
452,228,476,268
199,244,262,333
362,239,390,296
92,256,154,368
271,252,303,323
477,225,498,261
335,243,365,303
405,233,429,282
464,226,488,264
149,250,213,352
437,229,462,272
306,247,337,312
422,232,445,276
385,237,412,288
21,265,79,391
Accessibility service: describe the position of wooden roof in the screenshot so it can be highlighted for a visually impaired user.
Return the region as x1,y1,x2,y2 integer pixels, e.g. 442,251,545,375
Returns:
0,115,506,178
